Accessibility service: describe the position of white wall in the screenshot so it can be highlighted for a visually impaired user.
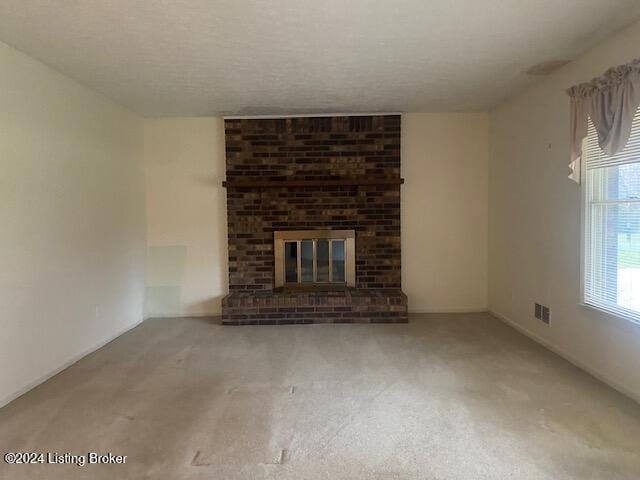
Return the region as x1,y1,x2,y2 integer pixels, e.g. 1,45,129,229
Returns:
144,118,227,317
403,113,489,312
0,41,145,406
144,114,488,317
489,21,640,401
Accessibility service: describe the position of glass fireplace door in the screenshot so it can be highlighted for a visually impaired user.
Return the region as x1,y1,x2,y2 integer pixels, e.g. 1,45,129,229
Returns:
275,230,355,288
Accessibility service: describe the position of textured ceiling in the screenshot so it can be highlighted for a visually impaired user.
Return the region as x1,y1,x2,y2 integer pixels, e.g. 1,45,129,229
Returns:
1,1,639,117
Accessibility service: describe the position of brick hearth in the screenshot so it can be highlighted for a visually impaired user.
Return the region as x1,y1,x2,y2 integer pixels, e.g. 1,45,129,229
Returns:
221,115,408,324
222,289,408,325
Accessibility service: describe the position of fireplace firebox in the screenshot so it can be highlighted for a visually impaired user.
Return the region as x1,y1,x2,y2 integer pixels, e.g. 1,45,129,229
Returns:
274,230,356,288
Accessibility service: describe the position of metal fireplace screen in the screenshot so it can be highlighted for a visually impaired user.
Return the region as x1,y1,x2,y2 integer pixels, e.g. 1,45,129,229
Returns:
274,230,355,288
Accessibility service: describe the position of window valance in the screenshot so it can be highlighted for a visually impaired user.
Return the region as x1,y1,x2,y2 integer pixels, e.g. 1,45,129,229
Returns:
567,58,640,183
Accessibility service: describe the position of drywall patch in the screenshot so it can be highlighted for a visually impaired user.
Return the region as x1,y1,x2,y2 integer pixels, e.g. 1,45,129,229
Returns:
146,245,187,285
145,286,182,316
145,245,187,316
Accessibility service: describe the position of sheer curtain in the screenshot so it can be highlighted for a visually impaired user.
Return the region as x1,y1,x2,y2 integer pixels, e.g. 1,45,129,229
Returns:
567,58,640,183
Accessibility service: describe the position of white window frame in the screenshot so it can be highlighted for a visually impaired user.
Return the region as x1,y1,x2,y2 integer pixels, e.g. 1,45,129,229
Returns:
579,122,640,326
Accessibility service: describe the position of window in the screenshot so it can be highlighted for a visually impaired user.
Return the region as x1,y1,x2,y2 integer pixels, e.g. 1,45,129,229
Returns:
583,107,640,322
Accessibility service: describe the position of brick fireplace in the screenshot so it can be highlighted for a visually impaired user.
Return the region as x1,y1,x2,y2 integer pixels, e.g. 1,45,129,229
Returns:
221,115,408,324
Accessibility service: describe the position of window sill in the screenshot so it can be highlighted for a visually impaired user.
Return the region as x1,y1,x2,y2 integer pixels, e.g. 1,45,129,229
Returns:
579,302,640,329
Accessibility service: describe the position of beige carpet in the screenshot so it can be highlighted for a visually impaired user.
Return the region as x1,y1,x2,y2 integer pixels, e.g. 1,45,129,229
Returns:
1,313,639,479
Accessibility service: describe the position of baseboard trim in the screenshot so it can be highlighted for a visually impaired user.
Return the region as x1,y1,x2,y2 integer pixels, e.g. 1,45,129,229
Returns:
410,307,488,314
144,313,220,319
0,319,144,409
489,309,640,405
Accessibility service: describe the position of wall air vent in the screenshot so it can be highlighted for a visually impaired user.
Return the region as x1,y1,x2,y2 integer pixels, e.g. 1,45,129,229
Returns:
534,303,550,324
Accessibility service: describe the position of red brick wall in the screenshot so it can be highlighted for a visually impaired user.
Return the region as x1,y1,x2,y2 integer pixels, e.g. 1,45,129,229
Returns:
224,115,402,292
